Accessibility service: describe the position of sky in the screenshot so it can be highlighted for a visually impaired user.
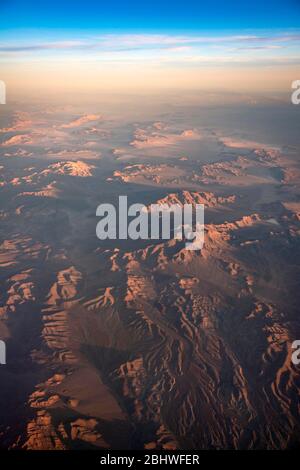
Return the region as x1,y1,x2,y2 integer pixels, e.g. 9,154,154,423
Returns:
1,0,300,30
0,0,300,96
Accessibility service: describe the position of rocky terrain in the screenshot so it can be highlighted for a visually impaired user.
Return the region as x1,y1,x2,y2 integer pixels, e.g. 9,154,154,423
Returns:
0,103,300,450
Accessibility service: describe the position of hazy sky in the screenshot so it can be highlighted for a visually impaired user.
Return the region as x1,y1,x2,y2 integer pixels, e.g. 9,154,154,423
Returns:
0,1,300,95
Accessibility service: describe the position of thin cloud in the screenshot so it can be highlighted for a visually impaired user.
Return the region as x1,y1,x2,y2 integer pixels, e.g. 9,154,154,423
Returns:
0,41,89,52
1,32,300,54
